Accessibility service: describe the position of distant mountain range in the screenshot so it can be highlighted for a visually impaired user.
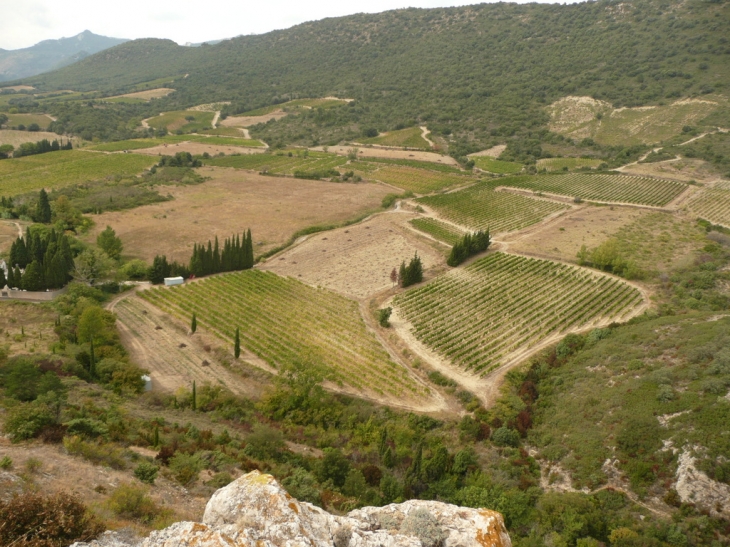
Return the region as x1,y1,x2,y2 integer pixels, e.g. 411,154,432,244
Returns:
0,30,128,82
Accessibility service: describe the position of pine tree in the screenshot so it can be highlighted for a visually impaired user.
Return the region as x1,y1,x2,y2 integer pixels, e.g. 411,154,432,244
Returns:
191,313,197,334
89,338,96,380
234,327,241,359
97,225,123,260
191,381,197,411
35,189,52,223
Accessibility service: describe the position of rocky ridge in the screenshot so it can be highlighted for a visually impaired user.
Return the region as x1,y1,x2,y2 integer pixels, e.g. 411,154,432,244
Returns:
73,470,511,547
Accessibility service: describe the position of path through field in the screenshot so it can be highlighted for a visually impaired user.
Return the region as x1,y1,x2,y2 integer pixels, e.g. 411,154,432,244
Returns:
420,126,435,148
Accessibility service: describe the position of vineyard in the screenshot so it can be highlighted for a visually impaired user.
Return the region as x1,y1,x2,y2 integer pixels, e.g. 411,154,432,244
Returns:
90,135,265,152
471,156,523,174
687,184,730,228
139,271,425,398
393,252,644,375
146,110,216,133
364,165,472,194
498,173,687,206
360,127,431,149
0,150,156,195
208,151,347,176
536,158,604,171
417,185,568,233
409,218,464,245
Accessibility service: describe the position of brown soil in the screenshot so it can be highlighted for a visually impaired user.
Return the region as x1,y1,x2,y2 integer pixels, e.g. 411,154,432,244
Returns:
111,294,270,398
314,146,459,166
83,167,391,263
109,88,175,101
134,142,266,157
502,205,649,263
469,145,507,158
220,111,289,127
261,211,446,300
619,158,722,184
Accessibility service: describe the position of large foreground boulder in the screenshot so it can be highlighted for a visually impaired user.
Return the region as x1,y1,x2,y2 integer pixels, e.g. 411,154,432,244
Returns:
76,471,511,547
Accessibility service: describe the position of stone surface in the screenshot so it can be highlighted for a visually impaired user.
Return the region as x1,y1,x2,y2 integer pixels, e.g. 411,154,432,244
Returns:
75,471,511,547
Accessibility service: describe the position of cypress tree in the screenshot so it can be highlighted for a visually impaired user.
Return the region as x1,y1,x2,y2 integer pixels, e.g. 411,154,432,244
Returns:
191,381,197,411
153,427,160,448
21,260,43,291
191,313,197,334
35,189,52,223
0,266,5,288
234,327,241,359
12,266,22,289
245,229,254,269
89,338,96,380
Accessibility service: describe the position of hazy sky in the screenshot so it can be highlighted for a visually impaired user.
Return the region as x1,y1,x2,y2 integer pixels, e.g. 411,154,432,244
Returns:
0,0,577,50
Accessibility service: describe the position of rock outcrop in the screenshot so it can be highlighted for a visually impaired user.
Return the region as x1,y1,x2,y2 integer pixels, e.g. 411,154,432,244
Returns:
74,471,511,547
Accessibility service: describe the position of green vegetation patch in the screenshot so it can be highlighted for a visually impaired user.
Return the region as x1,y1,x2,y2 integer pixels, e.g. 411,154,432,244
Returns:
394,252,643,375
140,270,424,397
146,111,215,134
472,156,523,174
0,150,156,196
241,98,348,116
207,150,346,176
409,218,464,246
360,127,430,149
4,113,51,130
365,165,472,194
536,157,604,172
498,173,687,207
417,184,568,233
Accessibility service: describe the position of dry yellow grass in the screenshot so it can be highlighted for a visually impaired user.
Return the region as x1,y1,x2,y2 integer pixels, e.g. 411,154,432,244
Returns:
108,88,175,101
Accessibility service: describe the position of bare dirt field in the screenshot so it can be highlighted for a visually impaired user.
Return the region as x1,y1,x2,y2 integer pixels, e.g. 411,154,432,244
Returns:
0,85,35,91
261,211,446,300
84,166,391,263
220,111,289,127
110,88,175,100
619,158,722,183
133,141,266,157
0,301,57,355
112,295,268,398
501,205,649,263
0,129,73,147
314,145,459,166
469,145,507,158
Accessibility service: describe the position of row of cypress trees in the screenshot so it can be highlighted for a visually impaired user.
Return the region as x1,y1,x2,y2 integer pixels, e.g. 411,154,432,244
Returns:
12,139,72,159
446,230,491,267
189,230,254,278
4,229,74,291
399,253,423,288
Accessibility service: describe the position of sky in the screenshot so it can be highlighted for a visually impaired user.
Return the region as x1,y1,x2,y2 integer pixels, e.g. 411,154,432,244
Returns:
0,0,578,50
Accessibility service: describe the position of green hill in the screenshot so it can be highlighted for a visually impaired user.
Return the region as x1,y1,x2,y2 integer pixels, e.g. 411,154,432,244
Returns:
17,0,730,154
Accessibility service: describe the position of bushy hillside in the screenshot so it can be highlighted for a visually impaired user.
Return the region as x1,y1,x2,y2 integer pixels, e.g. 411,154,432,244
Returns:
20,0,730,153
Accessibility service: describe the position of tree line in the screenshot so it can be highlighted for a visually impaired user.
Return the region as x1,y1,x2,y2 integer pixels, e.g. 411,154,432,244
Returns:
148,230,255,284
4,228,74,291
447,230,491,267
10,139,73,159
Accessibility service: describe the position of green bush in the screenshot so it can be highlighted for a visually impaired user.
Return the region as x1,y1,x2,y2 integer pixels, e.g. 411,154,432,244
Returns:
491,427,520,447
134,461,159,485
107,483,162,523
168,452,203,485
399,508,447,547
65,418,109,439
63,436,127,469
0,456,13,469
3,403,55,442
378,307,392,328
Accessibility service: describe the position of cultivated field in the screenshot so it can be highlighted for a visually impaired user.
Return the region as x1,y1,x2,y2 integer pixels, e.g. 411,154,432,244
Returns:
319,145,458,165
472,156,523,174
106,88,174,101
362,165,473,194
240,98,349,117
359,127,431,149
536,157,604,171
89,135,265,153
619,157,720,183
140,270,429,402
220,111,289,127
498,173,687,206
0,129,71,148
687,184,730,228
113,296,260,397
261,212,445,299
146,110,216,133
408,217,464,245
84,166,391,262
4,113,52,130
470,145,507,158
417,185,569,233
133,141,265,157
393,252,644,376
207,151,347,175
0,150,156,195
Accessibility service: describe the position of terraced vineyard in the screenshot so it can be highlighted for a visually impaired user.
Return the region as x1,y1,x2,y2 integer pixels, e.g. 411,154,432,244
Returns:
0,150,156,195
499,173,686,206
687,184,730,227
394,252,644,375
417,185,568,233
208,151,347,175
409,218,464,245
366,165,472,194
139,271,424,398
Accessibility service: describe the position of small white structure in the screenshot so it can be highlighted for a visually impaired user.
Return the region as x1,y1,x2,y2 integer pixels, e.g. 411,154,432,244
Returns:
141,375,152,392
164,276,184,286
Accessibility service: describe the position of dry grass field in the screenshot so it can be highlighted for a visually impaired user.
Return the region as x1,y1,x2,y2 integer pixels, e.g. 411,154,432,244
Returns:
4,113,53,130
261,212,445,299
84,166,391,263
133,141,267,157
107,88,175,101
619,158,722,183
0,301,57,356
0,129,71,147
220,111,289,127
316,145,458,165
0,219,22,254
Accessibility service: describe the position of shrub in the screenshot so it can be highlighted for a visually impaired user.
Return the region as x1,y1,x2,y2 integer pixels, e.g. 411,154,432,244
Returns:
399,508,447,547
428,371,457,387
491,427,520,447
378,307,392,328
168,452,203,485
134,462,159,485
0,491,103,547
63,436,127,469
3,404,55,441
0,456,12,469
65,418,109,439
107,483,162,523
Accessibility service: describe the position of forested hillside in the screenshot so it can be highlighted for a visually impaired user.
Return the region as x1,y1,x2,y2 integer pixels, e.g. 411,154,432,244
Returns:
17,0,730,153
